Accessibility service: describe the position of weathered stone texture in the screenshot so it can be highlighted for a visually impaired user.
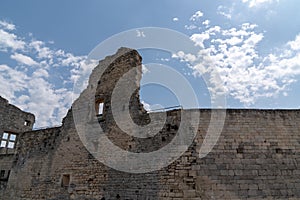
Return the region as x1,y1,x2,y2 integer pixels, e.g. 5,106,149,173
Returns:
0,96,35,191
0,48,300,199
0,96,34,134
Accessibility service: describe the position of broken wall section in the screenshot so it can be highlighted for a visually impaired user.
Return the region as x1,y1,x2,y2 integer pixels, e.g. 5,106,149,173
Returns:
0,96,35,189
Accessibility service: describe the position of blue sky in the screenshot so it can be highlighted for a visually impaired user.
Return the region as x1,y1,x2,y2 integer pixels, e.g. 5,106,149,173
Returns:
0,0,300,128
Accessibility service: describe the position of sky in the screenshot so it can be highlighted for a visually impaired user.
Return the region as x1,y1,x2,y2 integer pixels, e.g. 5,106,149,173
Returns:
0,0,300,128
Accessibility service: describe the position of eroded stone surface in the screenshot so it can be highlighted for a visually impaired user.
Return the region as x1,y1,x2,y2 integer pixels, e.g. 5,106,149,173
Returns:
0,96,34,191
0,48,299,199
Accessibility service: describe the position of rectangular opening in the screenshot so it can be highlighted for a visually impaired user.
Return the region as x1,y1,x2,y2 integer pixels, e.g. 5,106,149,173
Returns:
0,170,5,178
95,100,105,122
276,148,283,154
1,132,16,149
61,174,70,187
24,120,31,126
0,170,10,181
2,133,8,140
236,146,244,154
0,141,7,148
9,134,16,141
98,102,104,115
7,142,15,149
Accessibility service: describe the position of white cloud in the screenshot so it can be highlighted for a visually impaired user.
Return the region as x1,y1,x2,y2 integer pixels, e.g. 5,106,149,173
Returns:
0,19,97,128
172,51,197,63
202,20,210,26
141,101,166,112
24,77,74,127
190,11,204,21
0,63,76,128
29,40,54,59
172,17,179,22
0,20,15,30
208,26,221,34
159,58,170,62
190,32,210,48
70,59,97,94
214,37,243,46
244,32,264,45
174,19,300,106
217,5,233,19
218,12,232,19
32,69,49,78
61,53,84,67
185,25,197,30
11,53,39,66
241,0,279,8
288,34,300,51
0,29,25,51
0,64,28,99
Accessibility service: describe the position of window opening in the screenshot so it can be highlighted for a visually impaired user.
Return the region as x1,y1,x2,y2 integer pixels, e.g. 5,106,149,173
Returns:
24,120,31,126
98,102,104,116
61,174,70,187
0,132,16,149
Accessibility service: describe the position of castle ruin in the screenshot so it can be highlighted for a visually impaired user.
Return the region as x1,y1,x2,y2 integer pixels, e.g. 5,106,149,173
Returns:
0,48,300,199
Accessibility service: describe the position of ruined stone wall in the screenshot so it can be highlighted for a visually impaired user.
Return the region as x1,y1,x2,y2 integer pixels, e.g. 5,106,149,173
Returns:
0,48,300,199
160,109,300,199
2,109,300,200
0,96,35,191
0,96,35,134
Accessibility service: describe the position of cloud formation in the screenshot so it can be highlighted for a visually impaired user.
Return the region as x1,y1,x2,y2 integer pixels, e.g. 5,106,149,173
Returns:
217,5,233,19
0,29,25,51
176,18,300,106
11,53,39,66
190,11,204,21
241,0,279,8
0,20,94,128
0,20,15,30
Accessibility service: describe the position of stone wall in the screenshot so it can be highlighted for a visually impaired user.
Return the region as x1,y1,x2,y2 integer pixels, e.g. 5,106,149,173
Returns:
0,96,35,192
0,96,35,134
0,48,299,199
